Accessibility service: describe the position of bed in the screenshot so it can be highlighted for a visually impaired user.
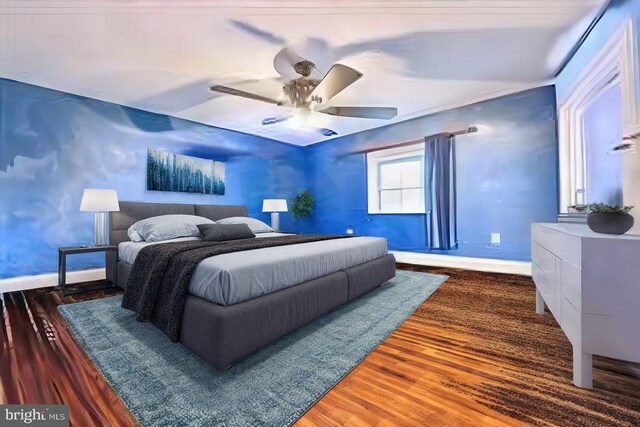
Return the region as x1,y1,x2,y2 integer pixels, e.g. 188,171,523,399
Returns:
108,201,396,371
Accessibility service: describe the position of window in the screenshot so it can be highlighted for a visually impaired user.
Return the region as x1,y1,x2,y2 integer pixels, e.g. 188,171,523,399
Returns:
367,143,425,213
558,19,640,212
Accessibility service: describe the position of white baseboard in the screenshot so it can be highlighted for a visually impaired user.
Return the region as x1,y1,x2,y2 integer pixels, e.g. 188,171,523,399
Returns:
391,251,532,276
0,252,531,294
0,268,106,293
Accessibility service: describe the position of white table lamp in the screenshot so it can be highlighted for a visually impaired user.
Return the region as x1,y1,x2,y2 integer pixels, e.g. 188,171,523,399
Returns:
262,199,287,232
80,189,119,246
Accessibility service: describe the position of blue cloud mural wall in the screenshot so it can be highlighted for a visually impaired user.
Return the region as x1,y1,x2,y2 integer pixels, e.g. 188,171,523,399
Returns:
0,79,309,279
0,79,558,279
306,87,559,260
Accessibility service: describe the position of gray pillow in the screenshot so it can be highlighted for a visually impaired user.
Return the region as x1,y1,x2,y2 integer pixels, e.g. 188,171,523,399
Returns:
197,223,255,242
128,214,214,242
216,216,274,233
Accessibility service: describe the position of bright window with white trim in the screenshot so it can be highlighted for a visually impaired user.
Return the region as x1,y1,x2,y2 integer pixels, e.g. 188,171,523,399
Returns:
367,143,425,214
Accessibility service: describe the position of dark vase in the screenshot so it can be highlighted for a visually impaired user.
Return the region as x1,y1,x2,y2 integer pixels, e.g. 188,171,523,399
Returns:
587,212,635,235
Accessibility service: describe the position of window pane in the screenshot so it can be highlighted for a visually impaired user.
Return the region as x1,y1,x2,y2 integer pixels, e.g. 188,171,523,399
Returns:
401,160,422,187
380,190,402,212
367,143,426,214
379,162,402,189
402,189,423,212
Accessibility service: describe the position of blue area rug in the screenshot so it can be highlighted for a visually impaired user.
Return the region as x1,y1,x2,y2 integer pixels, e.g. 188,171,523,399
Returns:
59,270,447,426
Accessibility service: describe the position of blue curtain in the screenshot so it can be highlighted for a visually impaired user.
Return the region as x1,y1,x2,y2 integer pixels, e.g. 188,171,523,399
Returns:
425,134,457,250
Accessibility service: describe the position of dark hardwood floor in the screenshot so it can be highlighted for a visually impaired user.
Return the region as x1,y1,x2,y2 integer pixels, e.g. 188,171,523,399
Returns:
0,281,136,426
1,265,639,426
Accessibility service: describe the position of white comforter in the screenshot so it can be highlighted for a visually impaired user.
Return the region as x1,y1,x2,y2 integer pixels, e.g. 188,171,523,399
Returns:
118,233,388,306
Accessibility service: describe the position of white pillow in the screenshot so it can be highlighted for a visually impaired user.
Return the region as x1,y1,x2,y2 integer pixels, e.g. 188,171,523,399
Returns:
128,229,145,242
128,214,214,242
216,216,274,233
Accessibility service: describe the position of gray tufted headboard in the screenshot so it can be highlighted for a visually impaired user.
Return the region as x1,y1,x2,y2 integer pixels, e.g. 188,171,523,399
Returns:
108,201,248,246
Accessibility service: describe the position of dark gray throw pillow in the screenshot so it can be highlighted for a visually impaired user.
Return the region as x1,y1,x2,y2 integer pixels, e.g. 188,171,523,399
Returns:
197,223,256,242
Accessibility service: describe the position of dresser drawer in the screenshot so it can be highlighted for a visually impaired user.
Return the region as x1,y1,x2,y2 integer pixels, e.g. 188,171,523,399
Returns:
531,224,582,268
559,294,581,346
533,262,555,315
559,260,582,313
532,242,556,285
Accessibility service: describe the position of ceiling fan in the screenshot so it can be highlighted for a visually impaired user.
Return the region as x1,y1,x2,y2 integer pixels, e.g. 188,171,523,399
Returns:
210,47,398,136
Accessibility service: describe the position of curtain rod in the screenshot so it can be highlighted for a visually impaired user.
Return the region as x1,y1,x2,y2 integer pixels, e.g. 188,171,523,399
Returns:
354,126,478,155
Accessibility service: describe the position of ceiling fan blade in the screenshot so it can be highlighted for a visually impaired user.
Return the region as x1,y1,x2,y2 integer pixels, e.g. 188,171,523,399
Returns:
273,47,315,79
262,116,291,126
319,106,398,120
210,85,282,105
309,64,363,103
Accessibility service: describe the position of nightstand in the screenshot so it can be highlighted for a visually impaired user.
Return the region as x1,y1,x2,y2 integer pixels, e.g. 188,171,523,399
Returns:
58,245,118,296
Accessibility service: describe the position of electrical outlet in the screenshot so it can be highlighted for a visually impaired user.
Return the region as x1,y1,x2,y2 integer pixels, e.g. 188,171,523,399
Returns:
490,232,501,247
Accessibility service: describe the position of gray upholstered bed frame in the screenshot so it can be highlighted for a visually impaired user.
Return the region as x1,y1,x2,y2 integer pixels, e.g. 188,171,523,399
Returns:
109,201,396,371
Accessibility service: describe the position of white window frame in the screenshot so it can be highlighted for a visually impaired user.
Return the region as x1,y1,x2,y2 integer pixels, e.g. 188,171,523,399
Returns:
558,19,640,212
367,143,426,214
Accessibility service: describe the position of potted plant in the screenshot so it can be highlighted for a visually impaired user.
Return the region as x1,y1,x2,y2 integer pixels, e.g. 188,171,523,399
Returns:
586,203,634,235
290,190,314,220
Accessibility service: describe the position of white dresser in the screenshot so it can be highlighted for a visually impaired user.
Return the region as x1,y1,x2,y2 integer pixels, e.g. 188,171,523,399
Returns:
531,223,640,388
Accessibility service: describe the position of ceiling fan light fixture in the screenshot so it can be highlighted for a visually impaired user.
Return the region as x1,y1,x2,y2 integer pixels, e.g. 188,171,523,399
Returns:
282,78,321,107
288,109,312,129
293,60,316,77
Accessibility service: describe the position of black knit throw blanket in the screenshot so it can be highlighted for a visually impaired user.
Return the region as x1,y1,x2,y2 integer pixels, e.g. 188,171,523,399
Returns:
121,234,349,341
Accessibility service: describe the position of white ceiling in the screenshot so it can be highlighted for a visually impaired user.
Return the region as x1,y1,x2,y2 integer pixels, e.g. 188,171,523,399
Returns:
0,0,607,145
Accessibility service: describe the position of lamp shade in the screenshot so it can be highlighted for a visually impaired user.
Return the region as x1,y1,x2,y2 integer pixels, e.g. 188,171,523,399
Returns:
262,199,288,212
80,189,120,212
